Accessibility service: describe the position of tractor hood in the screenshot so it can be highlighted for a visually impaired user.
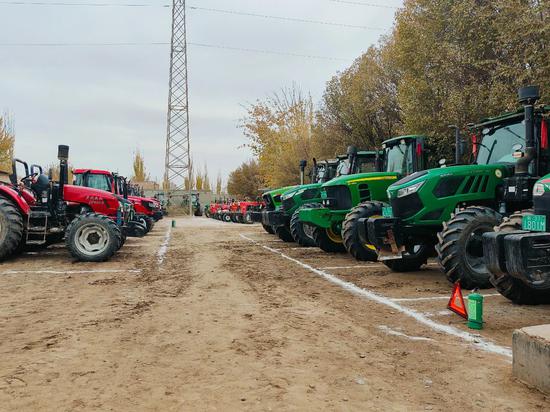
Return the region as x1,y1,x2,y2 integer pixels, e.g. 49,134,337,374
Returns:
322,172,400,188
281,182,321,200
263,185,297,198
387,163,514,198
64,184,120,211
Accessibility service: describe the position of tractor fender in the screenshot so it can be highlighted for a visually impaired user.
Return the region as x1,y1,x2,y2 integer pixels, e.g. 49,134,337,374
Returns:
0,185,31,216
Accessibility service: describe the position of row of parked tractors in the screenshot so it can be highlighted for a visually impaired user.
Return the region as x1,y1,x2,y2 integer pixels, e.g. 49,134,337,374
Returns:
205,86,550,305
205,199,263,224
0,145,164,263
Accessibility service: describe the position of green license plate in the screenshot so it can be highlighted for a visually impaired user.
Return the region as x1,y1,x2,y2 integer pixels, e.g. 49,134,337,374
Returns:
382,207,393,218
522,215,547,232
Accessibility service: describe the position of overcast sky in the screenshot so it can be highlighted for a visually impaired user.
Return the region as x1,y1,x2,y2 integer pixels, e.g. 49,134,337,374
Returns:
1,0,402,186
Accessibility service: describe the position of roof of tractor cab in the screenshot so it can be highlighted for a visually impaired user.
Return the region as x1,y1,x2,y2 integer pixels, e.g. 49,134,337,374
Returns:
382,134,425,146
73,169,112,176
472,105,550,129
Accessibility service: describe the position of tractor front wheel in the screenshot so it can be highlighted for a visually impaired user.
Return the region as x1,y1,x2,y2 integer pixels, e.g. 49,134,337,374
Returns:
290,203,320,247
383,244,431,272
0,197,24,261
275,225,294,242
262,224,275,234
436,206,502,289
490,212,550,305
312,226,346,253
223,213,232,223
66,213,122,262
343,201,386,261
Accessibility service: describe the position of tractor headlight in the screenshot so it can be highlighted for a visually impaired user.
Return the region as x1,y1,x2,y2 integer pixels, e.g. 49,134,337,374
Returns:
396,181,425,198
533,183,545,196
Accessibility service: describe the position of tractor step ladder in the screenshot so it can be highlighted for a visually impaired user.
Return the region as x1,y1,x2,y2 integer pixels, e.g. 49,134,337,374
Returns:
26,209,49,245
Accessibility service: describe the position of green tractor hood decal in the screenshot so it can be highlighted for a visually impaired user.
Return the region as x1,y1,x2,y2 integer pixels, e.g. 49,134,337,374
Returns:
322,172,400,188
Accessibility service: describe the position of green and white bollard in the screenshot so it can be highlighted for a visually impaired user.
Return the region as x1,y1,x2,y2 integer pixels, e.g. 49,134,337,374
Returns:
467,292,483,330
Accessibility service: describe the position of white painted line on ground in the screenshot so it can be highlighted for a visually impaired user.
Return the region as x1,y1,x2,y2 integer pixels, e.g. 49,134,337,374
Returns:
319,265,379,270
1,269,141,275
289,247,324,251
239,233,512,359
423,310,452,317
157,225,172,265
392,293,501,302
378,325,435,342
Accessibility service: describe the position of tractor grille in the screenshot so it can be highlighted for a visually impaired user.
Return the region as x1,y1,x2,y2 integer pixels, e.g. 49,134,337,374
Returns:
263,194,275,211
282,197,295,211
325,185,352,210
358,183,371,203
390,193,423,219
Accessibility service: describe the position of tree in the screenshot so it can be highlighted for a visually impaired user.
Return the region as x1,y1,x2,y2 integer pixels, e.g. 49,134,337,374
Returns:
241,85,316,188
387,0,549,159
203,164,211,192
132,150,149,182
227,159,263,199
314,46,402,158
0,115,15,172
216,172,223,195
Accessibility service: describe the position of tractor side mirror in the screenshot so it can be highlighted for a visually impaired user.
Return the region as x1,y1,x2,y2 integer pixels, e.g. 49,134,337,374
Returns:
439,158,447,168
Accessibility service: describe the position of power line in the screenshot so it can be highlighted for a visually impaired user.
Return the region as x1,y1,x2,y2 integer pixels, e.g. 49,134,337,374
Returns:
0,1,169,6
0,41,351,61
329,0,400,8
188,6,384,30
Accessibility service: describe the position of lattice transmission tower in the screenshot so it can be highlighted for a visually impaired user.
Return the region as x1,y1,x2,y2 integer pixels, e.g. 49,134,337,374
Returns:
164,0,191,194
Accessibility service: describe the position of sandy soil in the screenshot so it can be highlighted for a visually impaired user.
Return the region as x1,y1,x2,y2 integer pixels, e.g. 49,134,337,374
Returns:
0,217,548,411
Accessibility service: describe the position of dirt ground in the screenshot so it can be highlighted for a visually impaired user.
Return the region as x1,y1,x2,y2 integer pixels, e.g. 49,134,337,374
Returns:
0,217,549,411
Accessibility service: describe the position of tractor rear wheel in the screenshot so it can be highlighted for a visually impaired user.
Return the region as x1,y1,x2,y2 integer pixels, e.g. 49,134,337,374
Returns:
262,224,275,234
343,201,386,261
66,213,122,262
312,225,346,253
275,225,294,242
490,212,550,305
0,197,24,261
383,244,431,272
436,206,502,289
144,216,155,233
290,203,320,247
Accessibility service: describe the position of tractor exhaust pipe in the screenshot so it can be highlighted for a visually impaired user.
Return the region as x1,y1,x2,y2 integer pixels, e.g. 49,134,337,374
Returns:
449,125,463,164
299,159,307,185
311,158,318,183
347,145,358,174
516,86,540,175
57,145,69,201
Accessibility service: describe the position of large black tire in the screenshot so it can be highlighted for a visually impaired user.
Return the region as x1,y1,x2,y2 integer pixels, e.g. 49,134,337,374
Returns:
144,216,155,233
262,223,275,234
489,212,550,305
0,197,24,261
382,244,432,272
343,201,386,261
290,203,321,247
312,225,346,253
436,206,502,289
118,232,127,250
275,224,294,242
65,213,122,262
223,213,232,223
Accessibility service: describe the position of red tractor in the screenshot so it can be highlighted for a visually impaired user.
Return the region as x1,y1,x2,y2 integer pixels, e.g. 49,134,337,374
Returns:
230,200,263,223
72,169,162,233
0,145,127,262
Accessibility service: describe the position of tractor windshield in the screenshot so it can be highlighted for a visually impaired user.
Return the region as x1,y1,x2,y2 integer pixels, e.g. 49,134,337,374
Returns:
356,156,377,173
476,120,525,165
383,140,415,175
74,173,112,192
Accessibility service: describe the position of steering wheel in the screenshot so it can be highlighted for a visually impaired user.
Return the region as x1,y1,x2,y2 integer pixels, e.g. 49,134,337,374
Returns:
21,172,39,183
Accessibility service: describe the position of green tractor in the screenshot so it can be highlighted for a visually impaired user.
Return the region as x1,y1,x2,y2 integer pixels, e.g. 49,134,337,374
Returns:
366,86,550,287
299,135,428,256
264,148,379,245
250,185,297,234
483,172,550,305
